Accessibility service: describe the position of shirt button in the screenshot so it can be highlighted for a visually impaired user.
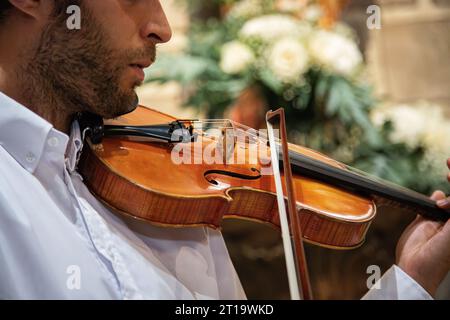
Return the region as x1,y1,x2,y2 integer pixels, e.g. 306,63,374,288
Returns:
25,152,36,163
47,137,59,147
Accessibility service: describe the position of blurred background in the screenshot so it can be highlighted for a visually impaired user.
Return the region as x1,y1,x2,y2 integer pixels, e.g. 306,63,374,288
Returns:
138,0,450,299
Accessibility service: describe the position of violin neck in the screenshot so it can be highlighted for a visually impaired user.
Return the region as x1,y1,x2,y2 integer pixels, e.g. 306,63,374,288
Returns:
287,151,448,222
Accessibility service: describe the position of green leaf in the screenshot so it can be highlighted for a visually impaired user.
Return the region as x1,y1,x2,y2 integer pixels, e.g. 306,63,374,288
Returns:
325,82,341,116
258,69,284,94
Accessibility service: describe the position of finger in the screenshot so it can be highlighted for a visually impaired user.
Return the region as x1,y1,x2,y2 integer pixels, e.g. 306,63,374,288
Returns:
447,172,450,183
433,215,450,248
447,157,450,170
436,196,450,209
396,214,422,255
430,190,446,201
398,214,427,245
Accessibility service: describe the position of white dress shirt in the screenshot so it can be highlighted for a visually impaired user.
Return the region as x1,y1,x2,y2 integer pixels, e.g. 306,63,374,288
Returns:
0,91,433,300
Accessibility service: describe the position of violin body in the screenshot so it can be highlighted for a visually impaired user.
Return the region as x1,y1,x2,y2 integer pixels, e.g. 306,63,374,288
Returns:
79,106,376,249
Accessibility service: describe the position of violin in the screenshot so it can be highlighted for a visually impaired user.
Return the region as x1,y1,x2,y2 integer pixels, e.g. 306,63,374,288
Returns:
77,105,448,299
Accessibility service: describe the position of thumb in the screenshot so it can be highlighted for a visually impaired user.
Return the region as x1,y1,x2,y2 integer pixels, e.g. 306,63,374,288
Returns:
430,190,446,201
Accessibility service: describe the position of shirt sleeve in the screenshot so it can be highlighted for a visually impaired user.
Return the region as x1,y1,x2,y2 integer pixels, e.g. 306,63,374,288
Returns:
361,265,433,300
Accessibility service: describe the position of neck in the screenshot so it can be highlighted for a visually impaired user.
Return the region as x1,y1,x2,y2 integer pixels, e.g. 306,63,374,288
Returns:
0,71,74,134
29,101,75,134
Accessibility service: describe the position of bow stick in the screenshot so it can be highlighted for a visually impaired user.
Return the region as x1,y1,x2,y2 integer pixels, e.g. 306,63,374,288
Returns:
266,108,313,300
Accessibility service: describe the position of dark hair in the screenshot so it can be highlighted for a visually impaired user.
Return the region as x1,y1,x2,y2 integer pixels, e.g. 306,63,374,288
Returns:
0,2,13,23
0,1,79,24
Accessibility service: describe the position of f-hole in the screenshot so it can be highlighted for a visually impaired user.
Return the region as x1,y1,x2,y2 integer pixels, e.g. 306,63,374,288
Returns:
204,167,261,185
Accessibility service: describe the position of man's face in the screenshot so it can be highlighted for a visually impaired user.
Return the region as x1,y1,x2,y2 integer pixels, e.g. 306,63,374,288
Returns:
27,0,171,118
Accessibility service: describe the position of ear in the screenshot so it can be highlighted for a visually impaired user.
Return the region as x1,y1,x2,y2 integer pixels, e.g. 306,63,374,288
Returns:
8,0,54,21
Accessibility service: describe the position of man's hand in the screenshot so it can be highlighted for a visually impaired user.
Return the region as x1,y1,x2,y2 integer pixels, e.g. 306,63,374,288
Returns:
396,158,450,296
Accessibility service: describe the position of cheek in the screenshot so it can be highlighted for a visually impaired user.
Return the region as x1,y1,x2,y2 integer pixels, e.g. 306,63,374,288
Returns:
88,0,141,52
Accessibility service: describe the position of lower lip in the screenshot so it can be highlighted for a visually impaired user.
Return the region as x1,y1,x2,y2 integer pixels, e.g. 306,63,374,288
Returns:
129,65,145,82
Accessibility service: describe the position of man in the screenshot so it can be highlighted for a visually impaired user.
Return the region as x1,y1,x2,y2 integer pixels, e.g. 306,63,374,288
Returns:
0,0,449,300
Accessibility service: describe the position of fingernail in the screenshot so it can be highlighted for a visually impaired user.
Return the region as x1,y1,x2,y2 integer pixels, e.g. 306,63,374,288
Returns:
437,199,449,206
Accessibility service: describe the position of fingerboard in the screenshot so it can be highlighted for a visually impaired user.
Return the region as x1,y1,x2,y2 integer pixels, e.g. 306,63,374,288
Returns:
287,151,448,222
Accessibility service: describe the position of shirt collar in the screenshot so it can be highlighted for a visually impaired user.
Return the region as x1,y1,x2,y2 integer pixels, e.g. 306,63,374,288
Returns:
0,91,70,173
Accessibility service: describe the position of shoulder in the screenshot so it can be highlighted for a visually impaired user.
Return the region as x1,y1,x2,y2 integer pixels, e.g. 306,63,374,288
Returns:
0,145,31,187
0,145,34,227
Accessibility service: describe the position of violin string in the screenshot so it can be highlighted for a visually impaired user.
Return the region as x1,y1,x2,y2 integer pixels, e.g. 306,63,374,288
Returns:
189,119,279,146
186,122,435,205
184,121,428,203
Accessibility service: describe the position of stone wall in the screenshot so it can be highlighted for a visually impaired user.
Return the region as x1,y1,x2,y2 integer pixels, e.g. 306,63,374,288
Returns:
366,0,450,113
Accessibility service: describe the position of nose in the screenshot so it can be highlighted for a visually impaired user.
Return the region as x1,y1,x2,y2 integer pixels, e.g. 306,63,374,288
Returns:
140,1,172,44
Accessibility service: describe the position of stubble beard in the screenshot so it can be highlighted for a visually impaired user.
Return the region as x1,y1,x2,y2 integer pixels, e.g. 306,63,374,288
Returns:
21,4,155,121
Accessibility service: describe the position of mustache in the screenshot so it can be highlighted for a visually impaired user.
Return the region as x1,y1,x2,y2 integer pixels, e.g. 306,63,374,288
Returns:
125,45,156,64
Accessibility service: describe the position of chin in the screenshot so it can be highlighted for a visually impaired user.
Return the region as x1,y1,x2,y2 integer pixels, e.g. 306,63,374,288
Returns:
112,94,139,119
126,94,140,113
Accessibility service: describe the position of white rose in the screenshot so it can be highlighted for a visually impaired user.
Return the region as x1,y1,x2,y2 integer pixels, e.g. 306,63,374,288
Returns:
308,30,362,76
371,104,426,147
371,102,450,150
268,38,309,83
418,103,450,154
387,106,427,147
240,14,307,41
421,110,450,176
275,0,308,13
302,4,323,22
228,0,264,19
220,41,255,74
372,101,450,177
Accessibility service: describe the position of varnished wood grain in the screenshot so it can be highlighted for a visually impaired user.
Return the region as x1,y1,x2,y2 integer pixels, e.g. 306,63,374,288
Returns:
78,106,376,249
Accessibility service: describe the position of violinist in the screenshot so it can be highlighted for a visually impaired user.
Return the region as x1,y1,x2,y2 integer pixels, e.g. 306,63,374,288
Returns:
0,0,449,300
